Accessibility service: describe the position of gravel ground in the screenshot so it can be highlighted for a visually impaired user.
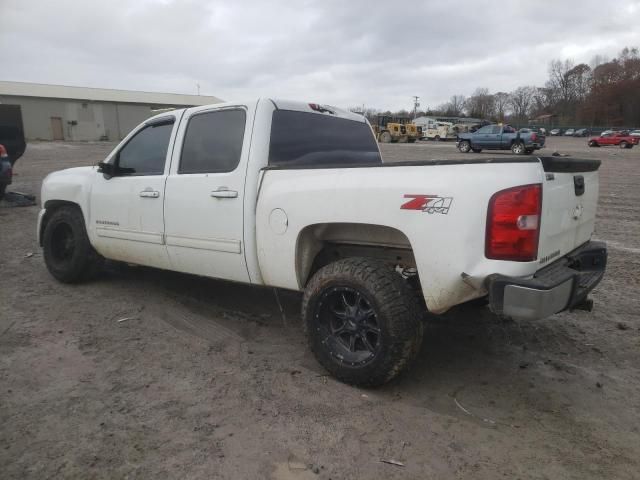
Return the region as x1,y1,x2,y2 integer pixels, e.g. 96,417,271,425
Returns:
1,137,639,479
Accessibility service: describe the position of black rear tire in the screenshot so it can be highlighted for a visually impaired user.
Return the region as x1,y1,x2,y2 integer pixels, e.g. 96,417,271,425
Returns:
511,142,525,155
0,184,6,201
588,140,598,147
302,257,424,387
43,206,103,283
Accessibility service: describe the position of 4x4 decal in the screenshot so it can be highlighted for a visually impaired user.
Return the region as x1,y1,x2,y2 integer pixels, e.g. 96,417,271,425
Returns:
401,195,453,214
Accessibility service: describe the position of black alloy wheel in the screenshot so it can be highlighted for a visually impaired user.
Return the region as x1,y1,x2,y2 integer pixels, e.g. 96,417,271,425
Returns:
314,286,381,366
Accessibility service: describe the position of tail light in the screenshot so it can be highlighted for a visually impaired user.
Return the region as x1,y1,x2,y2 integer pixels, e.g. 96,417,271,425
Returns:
531,133,538,141
0,144,7,158
486,184,542,261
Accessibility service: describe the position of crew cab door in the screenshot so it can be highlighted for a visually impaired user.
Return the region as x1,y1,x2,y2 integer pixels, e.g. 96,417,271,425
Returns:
500,125,516,148
89,116,177,269
163,105,252,283
473,125,500,148
599,133,614,145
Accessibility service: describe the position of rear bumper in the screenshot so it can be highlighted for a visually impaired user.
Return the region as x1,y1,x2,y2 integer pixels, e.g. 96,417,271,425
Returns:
486,241,607,320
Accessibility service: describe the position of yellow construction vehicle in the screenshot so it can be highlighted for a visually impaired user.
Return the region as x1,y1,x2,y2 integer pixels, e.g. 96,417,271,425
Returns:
373,115,421,143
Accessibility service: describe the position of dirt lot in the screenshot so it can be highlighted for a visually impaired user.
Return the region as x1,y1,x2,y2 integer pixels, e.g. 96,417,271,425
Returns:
1,137,639,479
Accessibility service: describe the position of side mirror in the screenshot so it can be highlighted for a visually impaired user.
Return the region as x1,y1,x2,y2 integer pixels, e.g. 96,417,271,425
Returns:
98,161,116,179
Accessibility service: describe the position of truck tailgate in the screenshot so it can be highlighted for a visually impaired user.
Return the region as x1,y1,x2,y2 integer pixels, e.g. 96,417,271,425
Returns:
537,158,600,264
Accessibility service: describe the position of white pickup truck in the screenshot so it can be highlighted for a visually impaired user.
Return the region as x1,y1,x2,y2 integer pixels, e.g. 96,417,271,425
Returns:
38,99,607,386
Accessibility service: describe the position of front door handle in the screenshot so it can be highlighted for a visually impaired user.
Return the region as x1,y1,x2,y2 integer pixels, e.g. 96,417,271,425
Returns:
210,188,238,199
139,190,160,198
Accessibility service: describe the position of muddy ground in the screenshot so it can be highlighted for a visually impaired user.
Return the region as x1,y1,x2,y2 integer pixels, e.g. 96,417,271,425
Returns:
1,137,639,479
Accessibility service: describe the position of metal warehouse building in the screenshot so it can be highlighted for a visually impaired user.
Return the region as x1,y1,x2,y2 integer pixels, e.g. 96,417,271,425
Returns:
0,81,222,141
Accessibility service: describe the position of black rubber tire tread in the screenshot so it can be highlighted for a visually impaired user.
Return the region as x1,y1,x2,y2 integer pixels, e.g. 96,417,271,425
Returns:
302,257,424,387
43,206,103,283
472,148,482,153
0,184,6,201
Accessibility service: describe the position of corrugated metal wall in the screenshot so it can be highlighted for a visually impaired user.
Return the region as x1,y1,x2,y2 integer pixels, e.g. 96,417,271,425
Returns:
0,95,165,141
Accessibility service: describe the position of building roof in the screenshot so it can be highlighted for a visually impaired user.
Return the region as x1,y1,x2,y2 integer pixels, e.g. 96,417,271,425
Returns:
415,115,485,125
0,81,222,106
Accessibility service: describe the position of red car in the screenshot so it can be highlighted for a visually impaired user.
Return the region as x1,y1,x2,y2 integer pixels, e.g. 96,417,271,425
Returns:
588,131,638,149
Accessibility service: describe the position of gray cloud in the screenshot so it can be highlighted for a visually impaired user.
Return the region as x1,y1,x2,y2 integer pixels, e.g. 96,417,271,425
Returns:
2,0,639,111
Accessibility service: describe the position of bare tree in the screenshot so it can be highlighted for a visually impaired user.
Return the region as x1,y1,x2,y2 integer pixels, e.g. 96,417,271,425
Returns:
509,86,537,120
464,88,495,119
567,63,592,100
547,59,575,104
493,92,510,121
442,95,466,116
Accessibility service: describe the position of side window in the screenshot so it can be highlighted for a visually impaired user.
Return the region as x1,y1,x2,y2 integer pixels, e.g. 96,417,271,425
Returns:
268,110,381,167
117,123,173,176
179,109,246,174
476,126,492,134
492,126,502,134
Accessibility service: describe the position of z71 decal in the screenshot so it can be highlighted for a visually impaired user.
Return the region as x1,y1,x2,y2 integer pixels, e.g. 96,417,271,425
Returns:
401,195,453,214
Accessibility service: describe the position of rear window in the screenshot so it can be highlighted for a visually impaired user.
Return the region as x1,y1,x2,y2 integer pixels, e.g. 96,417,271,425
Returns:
268,110,381,167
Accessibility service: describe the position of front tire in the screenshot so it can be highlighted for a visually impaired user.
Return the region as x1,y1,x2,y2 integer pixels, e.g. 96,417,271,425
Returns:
619,141,628,149
43,206,103,283
302,258,424,387
458,140,471,153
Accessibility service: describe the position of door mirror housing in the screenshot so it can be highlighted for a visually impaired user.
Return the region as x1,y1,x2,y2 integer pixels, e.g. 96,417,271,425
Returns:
98,161,116,179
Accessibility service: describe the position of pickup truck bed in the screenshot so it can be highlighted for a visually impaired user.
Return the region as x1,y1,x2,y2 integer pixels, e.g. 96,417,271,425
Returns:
37,99,606,386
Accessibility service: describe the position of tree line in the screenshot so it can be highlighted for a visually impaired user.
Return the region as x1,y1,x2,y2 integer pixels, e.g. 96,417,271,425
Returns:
360,47,640,127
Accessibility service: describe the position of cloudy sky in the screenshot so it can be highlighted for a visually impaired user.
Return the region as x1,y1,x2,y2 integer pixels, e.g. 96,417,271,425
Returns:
2,0,639,111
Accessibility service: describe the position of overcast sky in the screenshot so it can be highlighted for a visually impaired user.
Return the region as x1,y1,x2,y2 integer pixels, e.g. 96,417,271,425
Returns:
2,0,639,111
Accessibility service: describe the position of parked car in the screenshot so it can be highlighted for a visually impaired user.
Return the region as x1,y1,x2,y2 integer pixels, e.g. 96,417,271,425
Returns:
573,128,589,137
38,99,606,386
564,129,575,136
456,124,545,154
629,130,640,137
550,128,562,136
0,144,12,200
588,132,638,148
600,130,614,137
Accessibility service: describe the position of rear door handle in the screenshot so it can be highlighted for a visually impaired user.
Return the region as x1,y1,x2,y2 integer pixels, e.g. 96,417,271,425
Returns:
210,188,238,199
139,190,160,198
